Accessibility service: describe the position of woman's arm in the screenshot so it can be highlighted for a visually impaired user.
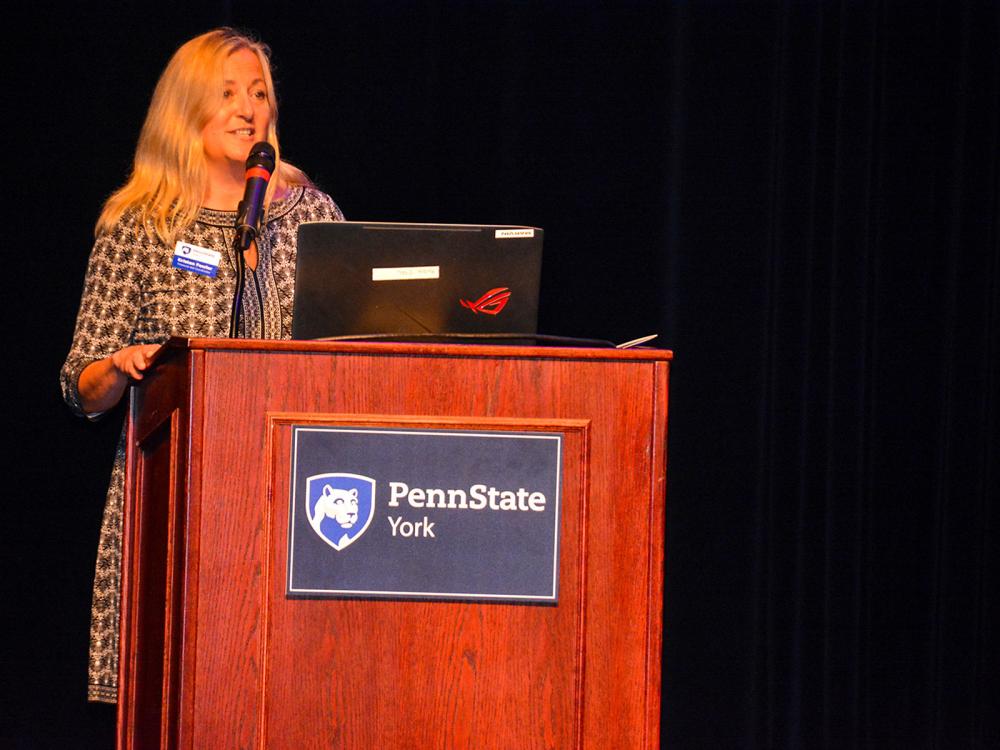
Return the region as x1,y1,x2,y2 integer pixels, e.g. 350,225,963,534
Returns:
60,212,154,417
77,343,161,414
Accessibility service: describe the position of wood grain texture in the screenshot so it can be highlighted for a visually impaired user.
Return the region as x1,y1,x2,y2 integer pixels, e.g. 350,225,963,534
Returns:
121,339,671,749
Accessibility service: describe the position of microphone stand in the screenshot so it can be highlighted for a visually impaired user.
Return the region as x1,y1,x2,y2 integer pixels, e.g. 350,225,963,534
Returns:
228,200,248,338
228,142,275,339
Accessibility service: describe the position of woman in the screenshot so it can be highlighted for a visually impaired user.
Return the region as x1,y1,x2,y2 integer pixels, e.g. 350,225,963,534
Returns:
60,28,343,703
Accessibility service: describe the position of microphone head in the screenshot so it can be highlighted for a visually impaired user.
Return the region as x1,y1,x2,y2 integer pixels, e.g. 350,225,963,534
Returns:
245,141,276,172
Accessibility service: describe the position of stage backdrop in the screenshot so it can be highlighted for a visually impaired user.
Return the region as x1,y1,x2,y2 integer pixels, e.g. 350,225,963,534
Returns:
5,2,997,748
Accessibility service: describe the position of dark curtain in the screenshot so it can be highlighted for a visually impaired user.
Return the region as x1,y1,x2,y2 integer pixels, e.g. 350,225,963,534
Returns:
663,2,999,747
5,2,997,748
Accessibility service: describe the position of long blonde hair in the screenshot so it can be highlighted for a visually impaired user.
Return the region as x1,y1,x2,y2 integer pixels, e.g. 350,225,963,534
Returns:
96,28,312,243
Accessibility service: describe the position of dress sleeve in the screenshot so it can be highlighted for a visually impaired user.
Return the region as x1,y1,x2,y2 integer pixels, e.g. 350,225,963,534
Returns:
315,189,345,222
60,216,146,417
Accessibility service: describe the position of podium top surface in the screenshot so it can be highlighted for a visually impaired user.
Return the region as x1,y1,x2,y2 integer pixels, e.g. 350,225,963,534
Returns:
160,337,673,363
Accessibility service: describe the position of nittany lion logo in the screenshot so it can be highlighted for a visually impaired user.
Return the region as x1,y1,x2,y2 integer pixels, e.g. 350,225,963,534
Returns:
306,473,376,551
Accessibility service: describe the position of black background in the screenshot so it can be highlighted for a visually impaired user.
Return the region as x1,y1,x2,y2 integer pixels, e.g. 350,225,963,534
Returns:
4,2,997,748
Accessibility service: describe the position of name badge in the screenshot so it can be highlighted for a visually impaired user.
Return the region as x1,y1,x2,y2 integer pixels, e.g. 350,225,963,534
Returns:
172,242,221,278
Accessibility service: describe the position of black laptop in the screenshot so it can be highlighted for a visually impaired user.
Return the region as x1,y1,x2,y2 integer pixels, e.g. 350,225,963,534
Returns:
291,221,543,341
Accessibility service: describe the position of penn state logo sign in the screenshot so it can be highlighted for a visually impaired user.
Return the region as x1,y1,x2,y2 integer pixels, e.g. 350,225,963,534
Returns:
289,425,563,602
306,473,376,551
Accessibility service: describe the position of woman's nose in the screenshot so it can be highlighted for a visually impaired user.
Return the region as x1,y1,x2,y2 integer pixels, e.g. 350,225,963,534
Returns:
235,92,254,119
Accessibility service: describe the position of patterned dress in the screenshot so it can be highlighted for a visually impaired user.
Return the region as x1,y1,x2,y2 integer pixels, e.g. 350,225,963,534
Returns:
60,185,343,702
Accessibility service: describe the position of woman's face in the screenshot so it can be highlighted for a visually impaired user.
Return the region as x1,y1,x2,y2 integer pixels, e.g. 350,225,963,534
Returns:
201,48,271,173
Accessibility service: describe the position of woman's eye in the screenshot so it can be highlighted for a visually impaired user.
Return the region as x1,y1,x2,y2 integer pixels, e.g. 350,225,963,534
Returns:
253,90,267,101
222,89,234,99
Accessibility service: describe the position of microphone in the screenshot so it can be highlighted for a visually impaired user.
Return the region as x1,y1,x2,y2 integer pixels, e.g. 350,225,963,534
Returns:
234,141,276,252
229,141,275,338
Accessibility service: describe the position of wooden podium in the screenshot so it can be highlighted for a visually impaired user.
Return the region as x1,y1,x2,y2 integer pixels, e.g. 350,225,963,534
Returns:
119,338,671,749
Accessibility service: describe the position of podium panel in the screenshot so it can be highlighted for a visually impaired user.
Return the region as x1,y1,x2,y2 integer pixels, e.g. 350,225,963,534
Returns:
119,339,671,750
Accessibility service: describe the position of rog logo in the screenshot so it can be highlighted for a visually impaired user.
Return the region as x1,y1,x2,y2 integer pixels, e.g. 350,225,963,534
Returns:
460,287,511,315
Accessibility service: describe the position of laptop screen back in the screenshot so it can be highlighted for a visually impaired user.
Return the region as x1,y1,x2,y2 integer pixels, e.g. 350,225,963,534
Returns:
291,221,543,340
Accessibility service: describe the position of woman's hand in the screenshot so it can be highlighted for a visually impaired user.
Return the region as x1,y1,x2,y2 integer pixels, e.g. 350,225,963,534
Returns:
78,344,162,415
110,344,161,380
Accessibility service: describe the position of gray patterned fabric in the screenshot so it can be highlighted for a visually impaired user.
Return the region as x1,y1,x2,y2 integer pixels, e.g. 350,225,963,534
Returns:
60,186,343,702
